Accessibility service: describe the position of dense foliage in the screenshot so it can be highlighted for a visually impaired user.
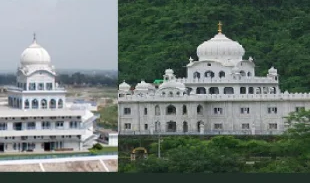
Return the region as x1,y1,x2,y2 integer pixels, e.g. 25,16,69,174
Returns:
119,0,310,92
118,110,310,173
96,104,118,131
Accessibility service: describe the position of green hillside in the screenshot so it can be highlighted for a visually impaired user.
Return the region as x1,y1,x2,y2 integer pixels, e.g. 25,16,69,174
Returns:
119,0,310,92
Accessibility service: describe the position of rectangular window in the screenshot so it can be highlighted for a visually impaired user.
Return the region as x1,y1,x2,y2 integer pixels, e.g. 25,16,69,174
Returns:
268,107,277,114
28,83,36,90
240,107,250,114
56,121,64,128
124,108,131,115
70,121,78,129
214,108,223,114
42,121,51,129
295,107,305,112
27,122,36,130
46,83,53,90
214,124,223,130
13,122,22,131
38,83,44,90
0,123,7,130
125,123,131,129
144,124,148,130
144,108,148,115
242,123,250,129
269,123,277,130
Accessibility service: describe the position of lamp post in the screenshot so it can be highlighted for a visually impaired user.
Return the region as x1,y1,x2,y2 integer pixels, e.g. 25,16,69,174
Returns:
158,132,161,158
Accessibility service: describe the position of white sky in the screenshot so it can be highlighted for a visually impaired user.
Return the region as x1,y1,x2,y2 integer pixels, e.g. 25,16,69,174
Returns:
0,0,117,71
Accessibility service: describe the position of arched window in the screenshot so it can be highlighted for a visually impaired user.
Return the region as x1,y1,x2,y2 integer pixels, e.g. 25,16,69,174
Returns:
13,98,16,107
197,121,204,132
224,87,234,94
186,87,193,95
166,121,176,132
155,121,160,132
193,72,201,79
247,72,252,77
263,87,268,94
155,105,160,116
24,99,29,109
196,87,206,94
248,87,254,94
32,99,38,109
205,71,214,78
209,87,219,94
270,87,276,94
50,99,56,109
219,71,225,78
166,105,176,115
19,99,22,109
182,105,187,115
240,87,246,94
169,91,173,97
58,99,63,108
41,99,47,109
256,87,261,94
197,105,203,115
183,121,188,133
8,97,12,106
240,70,246,76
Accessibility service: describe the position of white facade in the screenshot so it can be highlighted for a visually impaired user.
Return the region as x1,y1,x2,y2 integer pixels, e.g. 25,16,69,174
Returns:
0,35,99,153
118,25,310,135
108,133,118,146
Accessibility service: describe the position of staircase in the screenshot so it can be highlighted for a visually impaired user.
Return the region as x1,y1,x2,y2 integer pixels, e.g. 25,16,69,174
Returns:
82,115,99,128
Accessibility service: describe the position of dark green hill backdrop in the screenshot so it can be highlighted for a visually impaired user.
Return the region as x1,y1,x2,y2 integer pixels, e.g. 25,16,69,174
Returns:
118,0,310,92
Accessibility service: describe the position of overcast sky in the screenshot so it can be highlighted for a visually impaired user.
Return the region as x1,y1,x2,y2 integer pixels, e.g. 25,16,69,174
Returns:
0,0,117,71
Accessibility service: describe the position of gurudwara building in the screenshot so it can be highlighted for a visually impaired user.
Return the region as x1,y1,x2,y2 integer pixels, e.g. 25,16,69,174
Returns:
118,23,310,135
0,35,99,153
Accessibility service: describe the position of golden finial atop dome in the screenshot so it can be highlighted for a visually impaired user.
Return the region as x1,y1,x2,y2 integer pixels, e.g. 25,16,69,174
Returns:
218,21,222,33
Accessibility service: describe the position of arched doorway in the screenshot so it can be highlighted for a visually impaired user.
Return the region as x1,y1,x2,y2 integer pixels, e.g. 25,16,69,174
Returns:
183,121,188,133
130,147,148,161
196,87,206,94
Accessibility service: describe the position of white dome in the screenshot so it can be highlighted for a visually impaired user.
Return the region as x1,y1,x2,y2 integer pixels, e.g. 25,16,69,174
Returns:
268,66,277,75
135,81,153,90
159,80,185,90
197,33,245,62
119,81,131,91
165,69,174,75
20,39,51,65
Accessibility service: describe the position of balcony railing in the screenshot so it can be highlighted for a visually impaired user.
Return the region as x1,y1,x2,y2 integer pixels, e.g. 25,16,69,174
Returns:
119,130,284,135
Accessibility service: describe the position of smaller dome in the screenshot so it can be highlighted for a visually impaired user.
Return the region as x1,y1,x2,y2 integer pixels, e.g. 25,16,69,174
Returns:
119,81,131,91
268,66,277,75
159,80,185,90
135,81,153,90
20,38,51,66
165,69,174,75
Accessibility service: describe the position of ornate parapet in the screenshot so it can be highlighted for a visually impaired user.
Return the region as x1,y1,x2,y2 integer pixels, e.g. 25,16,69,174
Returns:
118,93,310,102
176,77,278,84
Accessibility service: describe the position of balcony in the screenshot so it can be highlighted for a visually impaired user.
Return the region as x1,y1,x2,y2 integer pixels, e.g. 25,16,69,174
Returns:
0,129,86,137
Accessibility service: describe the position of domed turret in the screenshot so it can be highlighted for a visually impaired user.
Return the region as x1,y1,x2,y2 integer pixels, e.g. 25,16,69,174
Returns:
135,80,153,90
119,81,131,91
268,66,277,75
20,34,51,66
196,22,245,64
159,80,185,90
